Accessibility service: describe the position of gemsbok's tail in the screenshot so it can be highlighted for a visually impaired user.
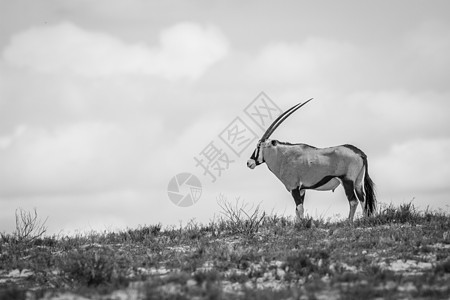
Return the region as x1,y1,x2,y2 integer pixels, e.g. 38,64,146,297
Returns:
364,160,376,216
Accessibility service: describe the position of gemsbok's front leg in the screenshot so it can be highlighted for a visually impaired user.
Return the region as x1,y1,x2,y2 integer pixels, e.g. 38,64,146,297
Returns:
291,187,305,220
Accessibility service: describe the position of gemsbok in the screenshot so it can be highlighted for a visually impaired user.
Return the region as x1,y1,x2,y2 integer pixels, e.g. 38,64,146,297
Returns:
246,99,376,221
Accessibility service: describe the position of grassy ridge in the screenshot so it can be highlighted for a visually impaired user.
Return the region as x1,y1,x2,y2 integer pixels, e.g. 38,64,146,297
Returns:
1,202,450,299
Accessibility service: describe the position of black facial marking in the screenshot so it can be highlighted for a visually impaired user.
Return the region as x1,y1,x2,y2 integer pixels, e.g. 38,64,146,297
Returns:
250,148,257,160
249,146,264,165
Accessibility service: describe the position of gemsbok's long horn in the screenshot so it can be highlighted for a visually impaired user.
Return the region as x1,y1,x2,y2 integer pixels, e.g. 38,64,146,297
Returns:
260,98,313,141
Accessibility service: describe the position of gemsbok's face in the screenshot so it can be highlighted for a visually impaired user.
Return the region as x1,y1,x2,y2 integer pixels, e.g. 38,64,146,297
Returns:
247,141,264,169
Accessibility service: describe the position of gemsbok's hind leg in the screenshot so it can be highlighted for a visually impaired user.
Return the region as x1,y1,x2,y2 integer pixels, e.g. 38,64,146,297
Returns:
342,179,358,221
355,183,367,216
291,187,305,220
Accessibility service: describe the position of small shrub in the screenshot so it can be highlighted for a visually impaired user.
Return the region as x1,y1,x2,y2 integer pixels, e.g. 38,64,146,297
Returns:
184,219,205,240
143,271,223,300
58,246,129,287
193,269,221,285
240,287,297,300
284,248,331,280
339,284,385,300
286,252,316,277
334,271,359,282
294,217,313,230
356,201,424,226
13,208,48,243
0,286,26,300
122,224,162,243
217,194,265,236
227,271,248,283
435,259,450,274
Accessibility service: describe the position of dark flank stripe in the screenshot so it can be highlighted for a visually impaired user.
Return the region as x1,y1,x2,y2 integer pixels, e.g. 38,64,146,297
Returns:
302,175,339,190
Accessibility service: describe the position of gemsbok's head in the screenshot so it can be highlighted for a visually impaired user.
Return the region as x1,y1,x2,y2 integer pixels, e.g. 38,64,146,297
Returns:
246,99,313,169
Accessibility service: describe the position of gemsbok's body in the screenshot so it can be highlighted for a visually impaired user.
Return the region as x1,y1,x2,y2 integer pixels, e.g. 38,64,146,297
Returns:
247,99,376,221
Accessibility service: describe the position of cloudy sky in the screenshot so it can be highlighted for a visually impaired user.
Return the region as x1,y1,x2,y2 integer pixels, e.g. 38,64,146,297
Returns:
1,1,449,234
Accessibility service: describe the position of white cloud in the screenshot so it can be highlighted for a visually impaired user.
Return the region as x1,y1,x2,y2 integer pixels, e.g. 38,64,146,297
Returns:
373,138,450,193
406,20,450,67
346,90,449,139
247,37,358,85
0,121,162,196
399,20,450,90
246,24,450,92
160,113,230,175
2,22,229,80
155,23,230,80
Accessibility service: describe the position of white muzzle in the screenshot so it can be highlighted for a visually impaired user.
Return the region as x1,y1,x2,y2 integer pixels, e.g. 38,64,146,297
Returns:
247,159,256,169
